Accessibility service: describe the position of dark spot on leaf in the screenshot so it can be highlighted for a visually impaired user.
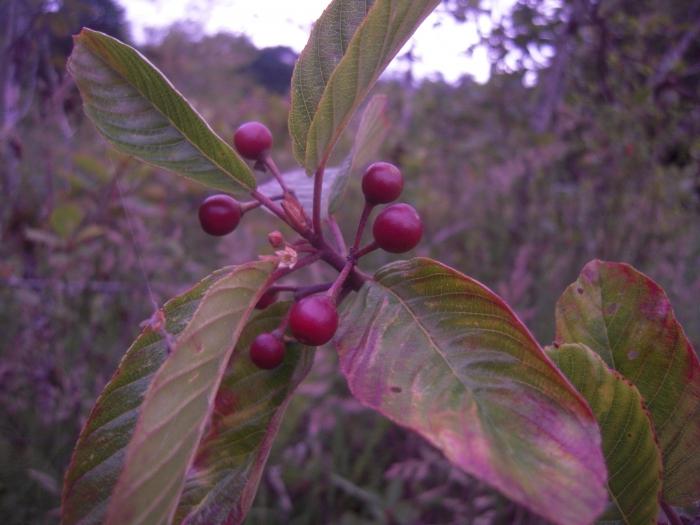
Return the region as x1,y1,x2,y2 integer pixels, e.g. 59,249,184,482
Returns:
390,386,402,393
605,303,619,316
576,287,584,295
214,389,237,415
627,433,632,438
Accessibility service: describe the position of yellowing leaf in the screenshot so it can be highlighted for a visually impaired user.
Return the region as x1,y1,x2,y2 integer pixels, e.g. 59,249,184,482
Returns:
556,260,700,505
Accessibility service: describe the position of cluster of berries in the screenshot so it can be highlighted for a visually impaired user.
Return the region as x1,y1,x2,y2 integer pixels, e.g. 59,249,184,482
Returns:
196,121,423,370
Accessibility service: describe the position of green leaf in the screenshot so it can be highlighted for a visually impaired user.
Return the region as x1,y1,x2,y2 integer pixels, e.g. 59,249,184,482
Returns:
50,202,84,239
60,262,277,524
101,261,274,525
289,0,438,171
174,303,314,524
556,260,700,505
62,267,234,525
67,29,255,195
335,257,608,525
288,1,372,167
548,343,662,525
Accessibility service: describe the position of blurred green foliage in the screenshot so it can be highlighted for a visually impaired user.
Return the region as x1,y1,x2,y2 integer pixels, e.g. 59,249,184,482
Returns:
1,0,699,523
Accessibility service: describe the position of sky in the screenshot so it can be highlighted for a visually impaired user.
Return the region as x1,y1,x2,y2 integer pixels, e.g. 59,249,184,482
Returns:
117,0,517,84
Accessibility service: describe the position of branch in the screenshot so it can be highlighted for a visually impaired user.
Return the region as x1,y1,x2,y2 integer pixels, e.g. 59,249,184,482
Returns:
649,15,700,91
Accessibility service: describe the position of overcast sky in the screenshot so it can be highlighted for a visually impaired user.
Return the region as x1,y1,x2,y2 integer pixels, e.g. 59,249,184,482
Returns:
117,0,517,84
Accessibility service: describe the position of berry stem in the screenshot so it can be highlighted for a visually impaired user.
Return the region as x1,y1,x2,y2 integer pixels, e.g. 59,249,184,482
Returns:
353,241,379,259
241,194,283,212
351,202,374,253
312,163,326,241
328,261,354,303
250,189,308,237
328,215,347,256
294,282,333,301
271,308,291,339
262,155,291,194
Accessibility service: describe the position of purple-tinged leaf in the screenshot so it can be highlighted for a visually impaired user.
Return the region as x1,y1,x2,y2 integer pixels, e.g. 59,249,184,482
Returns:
556,260,700,505
335,257,608,525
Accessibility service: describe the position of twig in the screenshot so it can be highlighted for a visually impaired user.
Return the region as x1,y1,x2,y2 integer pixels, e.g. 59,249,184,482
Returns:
251,189,308,238
351,202,374,253
327,215,347,256
328,261,354,302
353,241,379,259
261,155,291,194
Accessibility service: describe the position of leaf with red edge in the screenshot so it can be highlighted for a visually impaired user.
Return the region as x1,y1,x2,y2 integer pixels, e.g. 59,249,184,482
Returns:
555,260,700,505
335,257,608,525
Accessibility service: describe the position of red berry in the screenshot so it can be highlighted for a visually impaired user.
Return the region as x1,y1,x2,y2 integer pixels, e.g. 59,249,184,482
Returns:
372,203,423,253
267,230,284,248
250,333,285,369
289,295,338,346
255,289,278,310
198,194,242,236
361,162,404,204
233,121,272,160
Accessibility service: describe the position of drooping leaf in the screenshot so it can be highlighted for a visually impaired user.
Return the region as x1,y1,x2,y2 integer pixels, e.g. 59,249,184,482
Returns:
555,260,700,505
260,95,390,219
328,94,390,214
68,29,256,195
335,257,608,525
62,267,235,525
101,261,274,525
548,343,662,524
258,166,342,221
289,0,439,172
174,302,314,524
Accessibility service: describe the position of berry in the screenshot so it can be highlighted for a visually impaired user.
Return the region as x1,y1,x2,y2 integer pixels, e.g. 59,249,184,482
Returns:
233,121,272,160
361,162,404,204
289,295,339,346
198,194,242,236
372,203,423,253
250,333,285,369
255,289,278,310
267,230,284,248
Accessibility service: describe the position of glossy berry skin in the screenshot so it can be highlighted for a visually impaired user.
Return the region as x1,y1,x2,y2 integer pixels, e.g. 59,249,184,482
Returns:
289,295,338,346
372,203,423,253
255,289,278,310
233,121,272,160
250,333,285,369
198,194,242,236
361,162,403,204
